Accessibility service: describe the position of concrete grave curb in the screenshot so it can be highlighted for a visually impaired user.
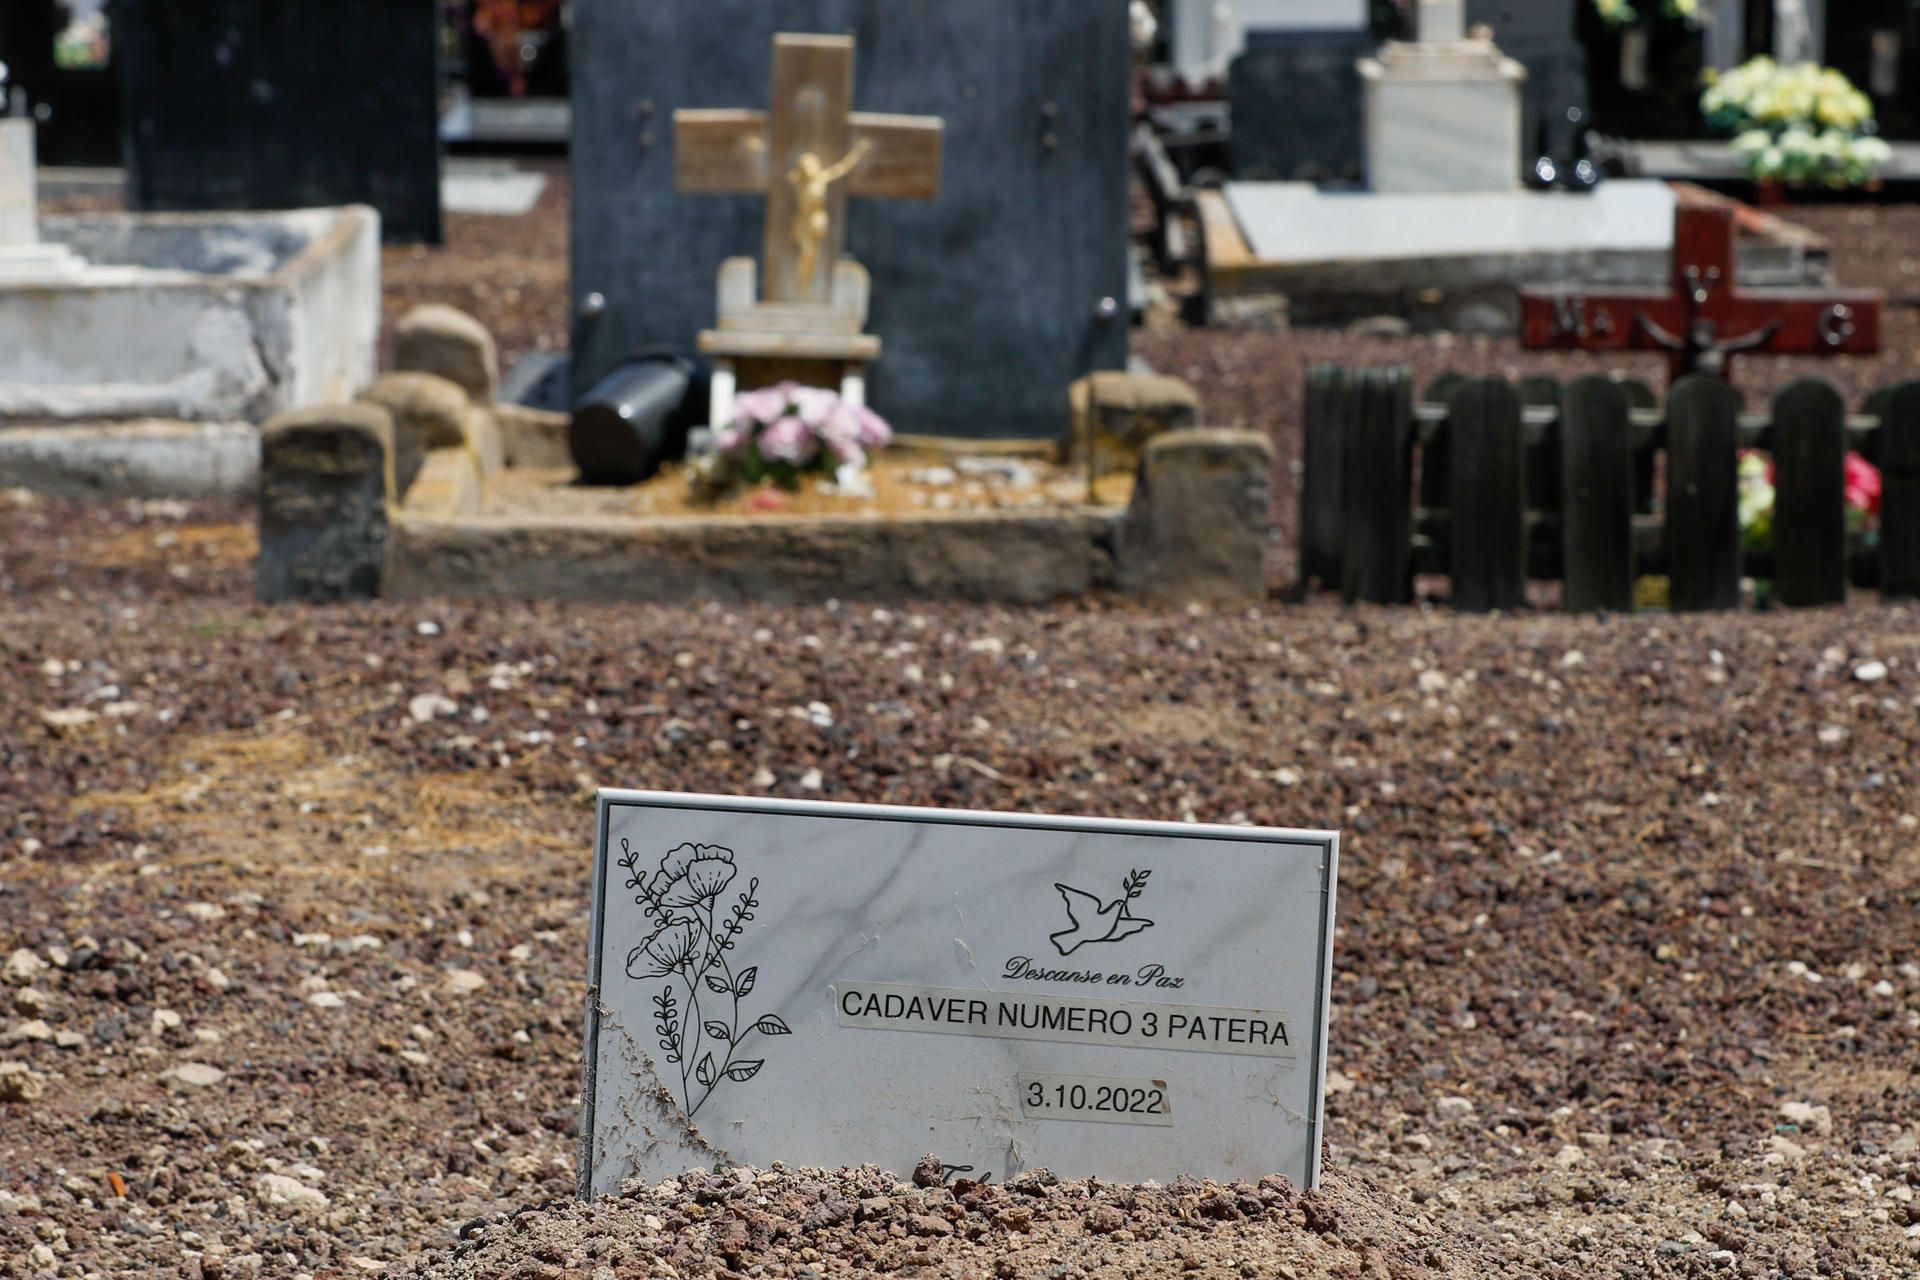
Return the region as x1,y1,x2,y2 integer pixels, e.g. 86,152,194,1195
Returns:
0,420,259,500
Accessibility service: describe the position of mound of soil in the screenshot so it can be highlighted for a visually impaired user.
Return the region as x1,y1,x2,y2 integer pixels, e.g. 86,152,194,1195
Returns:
395,1160,1485,1280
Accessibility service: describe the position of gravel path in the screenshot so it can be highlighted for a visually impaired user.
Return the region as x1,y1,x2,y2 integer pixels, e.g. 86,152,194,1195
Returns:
3,494,1919,1277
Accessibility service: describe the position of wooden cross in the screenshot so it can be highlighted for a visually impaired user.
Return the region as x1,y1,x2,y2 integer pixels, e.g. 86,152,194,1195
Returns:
1519,195,1882,384
674,34,943,306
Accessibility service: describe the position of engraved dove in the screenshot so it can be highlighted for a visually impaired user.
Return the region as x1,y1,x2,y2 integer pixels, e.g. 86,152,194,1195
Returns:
1048,869,1154,957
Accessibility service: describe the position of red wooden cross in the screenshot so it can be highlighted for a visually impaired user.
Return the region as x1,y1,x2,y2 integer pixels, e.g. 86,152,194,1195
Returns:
1519,194,1882,384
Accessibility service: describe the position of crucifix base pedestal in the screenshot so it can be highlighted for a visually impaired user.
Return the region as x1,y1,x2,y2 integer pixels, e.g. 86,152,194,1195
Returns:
697,255,883,428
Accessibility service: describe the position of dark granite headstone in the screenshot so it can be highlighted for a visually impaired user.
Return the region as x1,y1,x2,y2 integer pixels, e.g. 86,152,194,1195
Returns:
1465,0,1590,159
570,0,1131,442
1226,30,1373,183
117,0,442,243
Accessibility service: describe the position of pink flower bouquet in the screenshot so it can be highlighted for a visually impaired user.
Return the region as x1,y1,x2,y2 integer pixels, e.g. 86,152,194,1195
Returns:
710,383,892,492
1737,448,1881,552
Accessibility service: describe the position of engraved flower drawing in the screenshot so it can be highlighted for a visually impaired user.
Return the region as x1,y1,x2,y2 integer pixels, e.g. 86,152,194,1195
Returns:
628,919,701,977
619,840,790,1117
647,843,738,909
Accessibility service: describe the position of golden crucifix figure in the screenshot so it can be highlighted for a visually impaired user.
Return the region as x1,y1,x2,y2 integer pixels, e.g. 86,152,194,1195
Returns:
787,139,871,295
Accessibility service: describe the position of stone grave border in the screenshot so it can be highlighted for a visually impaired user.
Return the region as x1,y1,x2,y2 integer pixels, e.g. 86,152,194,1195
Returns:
256,349,1274,607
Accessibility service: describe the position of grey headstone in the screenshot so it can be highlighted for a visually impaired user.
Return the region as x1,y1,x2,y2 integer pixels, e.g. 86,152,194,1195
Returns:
569,0,1131,442
1227,30,1374,182
256,404,393,604
1117,428,1273,604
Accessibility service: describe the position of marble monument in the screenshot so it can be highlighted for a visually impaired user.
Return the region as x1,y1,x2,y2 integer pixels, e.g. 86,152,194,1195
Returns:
582,792,1339,1193
1358,0,1526,193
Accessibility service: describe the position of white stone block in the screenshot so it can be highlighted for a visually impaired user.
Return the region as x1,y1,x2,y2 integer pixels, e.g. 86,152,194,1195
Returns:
1360,39,1527,193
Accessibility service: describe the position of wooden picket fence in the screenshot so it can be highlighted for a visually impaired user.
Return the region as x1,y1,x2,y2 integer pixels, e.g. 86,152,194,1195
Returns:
1300,366,1920,612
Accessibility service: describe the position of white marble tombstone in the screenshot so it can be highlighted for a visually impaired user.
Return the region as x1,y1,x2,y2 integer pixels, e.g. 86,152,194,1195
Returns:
1357,0,1526,193
0,120,83,282
582,792,1340,1194
1170,0,1367,81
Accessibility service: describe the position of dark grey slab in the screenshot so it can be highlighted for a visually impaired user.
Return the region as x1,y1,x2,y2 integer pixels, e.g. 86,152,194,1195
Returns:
569,0,1131,441
117,0,442,244
1226,29,1372,183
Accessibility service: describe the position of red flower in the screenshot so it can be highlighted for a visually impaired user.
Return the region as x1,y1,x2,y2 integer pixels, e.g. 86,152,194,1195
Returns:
1844,452,1881,517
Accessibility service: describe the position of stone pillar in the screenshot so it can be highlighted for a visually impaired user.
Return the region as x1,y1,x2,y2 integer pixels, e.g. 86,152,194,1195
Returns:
1117,428,1273,605
0,121,36,246
256,404,394,603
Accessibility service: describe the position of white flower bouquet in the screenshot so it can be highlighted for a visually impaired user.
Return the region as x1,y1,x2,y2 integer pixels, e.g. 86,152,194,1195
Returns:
1702,58,1890,188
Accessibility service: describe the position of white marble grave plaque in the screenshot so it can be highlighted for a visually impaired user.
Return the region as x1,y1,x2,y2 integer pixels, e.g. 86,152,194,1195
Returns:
582,792,1338,1194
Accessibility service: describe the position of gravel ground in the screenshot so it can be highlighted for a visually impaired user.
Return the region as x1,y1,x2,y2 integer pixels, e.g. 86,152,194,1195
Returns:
4,493,1920,1278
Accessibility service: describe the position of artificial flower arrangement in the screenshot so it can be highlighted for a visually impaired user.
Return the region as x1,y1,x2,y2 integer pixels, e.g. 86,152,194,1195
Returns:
689,383,892,501
1702,58,1892,189
1737,448,1880,552
1592,0,1699,27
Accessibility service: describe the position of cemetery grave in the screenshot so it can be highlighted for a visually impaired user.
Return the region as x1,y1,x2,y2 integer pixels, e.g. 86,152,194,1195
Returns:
254,305,1268,608
7,512,1920,1276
